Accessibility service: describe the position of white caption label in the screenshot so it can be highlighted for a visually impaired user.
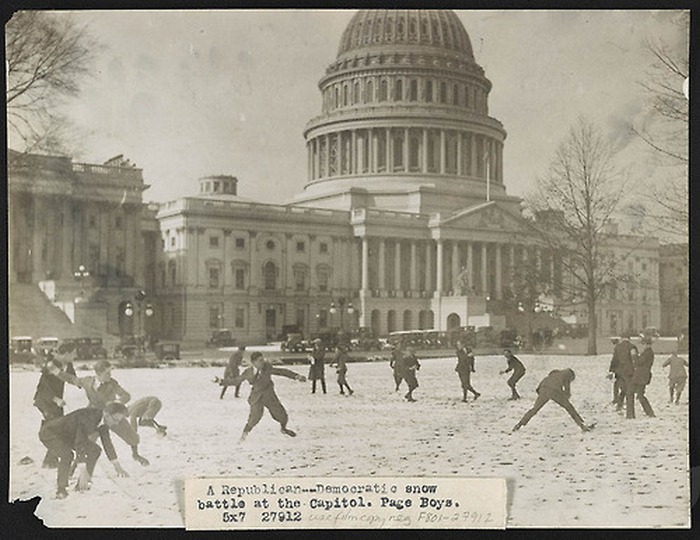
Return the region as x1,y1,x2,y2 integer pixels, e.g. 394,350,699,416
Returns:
185,477,506,530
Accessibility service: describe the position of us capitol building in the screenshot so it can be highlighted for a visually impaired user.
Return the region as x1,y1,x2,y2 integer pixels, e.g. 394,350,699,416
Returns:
9,10,670,345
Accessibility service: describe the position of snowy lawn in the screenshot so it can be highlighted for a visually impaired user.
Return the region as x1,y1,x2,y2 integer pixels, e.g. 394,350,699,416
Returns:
9,353,689,528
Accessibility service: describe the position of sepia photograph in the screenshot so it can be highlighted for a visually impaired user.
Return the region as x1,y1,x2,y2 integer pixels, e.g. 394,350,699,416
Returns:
6,8,690,529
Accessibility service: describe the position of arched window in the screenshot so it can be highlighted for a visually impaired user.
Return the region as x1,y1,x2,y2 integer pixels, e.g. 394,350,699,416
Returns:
394,79,403,101
425,80,433,102
453,83,459,105
334,86,339,109
409,79,418,101
353,81,360,104
365,79,373,103
439,82,447,103
379,79,388,101
409,136,420,171
263,261,277,290
377,131,387,172
393,132,404,170
464,85,470,108
343,84,349,106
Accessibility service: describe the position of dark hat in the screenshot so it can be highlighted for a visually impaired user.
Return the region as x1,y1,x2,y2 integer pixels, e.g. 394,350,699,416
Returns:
250,351,264,361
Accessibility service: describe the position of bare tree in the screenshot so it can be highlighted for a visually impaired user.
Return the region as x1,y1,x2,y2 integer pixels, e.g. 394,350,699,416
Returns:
6,11,98,154
632,11,689,241
526,118,637,355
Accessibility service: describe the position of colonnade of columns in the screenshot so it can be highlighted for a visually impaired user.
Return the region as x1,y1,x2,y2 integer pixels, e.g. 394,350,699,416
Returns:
308,128,503,183
359,236,560,300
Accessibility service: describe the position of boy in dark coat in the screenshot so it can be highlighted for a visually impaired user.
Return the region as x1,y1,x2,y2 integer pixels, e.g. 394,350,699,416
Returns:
455,341,480,402
500,349,526,400
512,368,594,432
39,402,129,499
607,337,624,406
401,347,421,402
332,344,354,395
34,355,76,468
230,351,306,441
662,352,688,404
611,331,639,418
218,346,245,399
630,338,655,418
389,344,404,391
308,339,327,394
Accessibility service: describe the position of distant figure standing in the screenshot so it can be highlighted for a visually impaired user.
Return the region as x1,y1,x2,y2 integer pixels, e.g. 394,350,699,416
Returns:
389,344,404,391
333,344,354,396
500,349,526,400
513,368,594,432
229,351,306,441
455,341,480,402
607,337,624,406
662,351,688,404
401,347,421,402
219,346,245,399
612,331,639,418
308,339,327,394
630,338,655,418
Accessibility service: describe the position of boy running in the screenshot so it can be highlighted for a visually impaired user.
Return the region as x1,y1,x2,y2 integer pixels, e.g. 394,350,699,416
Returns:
218,346,245,399
455,341,480,402
229,351,306,441
401,347,421,402
332,344,354,395
663,351,688,404
500,349,526,400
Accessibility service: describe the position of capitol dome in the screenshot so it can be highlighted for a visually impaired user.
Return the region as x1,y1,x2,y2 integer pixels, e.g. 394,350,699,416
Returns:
337,10,475,62
297,9,515,215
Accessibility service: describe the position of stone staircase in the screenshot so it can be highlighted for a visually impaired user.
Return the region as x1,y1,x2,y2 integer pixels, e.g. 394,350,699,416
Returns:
8,283,106,340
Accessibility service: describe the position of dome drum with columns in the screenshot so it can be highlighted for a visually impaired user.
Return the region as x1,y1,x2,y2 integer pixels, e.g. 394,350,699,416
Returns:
294,9,516,215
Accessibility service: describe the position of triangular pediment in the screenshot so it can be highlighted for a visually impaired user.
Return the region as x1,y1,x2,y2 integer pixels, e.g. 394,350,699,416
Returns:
437,201,530,233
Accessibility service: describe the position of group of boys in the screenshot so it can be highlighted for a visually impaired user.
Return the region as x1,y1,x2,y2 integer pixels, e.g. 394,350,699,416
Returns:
33,352,166,499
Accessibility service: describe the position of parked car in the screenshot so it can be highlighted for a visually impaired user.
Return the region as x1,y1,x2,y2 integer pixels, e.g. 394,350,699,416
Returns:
36,337,60,358
71,337,109,360
9,336,36,364
206,329,236,348
281,333,307,353
154,341,181,360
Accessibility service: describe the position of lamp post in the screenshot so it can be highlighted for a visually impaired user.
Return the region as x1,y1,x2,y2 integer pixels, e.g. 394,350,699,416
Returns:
330,297,355,344
73,264,90,301
123,290,154,355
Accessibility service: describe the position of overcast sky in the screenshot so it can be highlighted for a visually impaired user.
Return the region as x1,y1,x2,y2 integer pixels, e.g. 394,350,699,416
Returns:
47,9,687,206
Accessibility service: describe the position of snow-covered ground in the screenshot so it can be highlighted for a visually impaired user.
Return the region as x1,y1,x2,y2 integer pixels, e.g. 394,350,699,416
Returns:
9,353,689,528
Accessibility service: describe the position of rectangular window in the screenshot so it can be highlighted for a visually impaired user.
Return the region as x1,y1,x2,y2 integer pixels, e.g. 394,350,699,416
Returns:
318,309,328,328
296,308,305,329
295,270,306,291
318,272,328,292
235,268,245,289
235,307,245,329
170,236,176,248
296,241,305,253
319,242,328,254
235,237,245,249
209,305,220,329
209,236,219,248
209,267,220,288
409,79,418,101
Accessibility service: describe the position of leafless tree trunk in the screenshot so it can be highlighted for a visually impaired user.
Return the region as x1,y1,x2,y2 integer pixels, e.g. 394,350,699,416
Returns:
6,11,98,154
526,118,638,355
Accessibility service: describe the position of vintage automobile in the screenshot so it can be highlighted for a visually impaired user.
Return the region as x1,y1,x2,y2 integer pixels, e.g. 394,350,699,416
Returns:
281,333,307,353
206,329,236,348
154,341,181,360
9,336,36,364
68,337,109,360
36,337,60,358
